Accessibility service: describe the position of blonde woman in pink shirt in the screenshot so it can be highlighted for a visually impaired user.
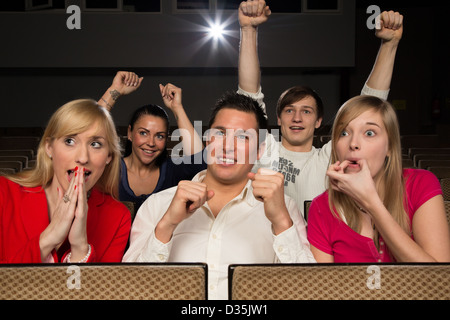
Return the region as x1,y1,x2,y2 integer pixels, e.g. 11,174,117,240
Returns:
307,95,450,263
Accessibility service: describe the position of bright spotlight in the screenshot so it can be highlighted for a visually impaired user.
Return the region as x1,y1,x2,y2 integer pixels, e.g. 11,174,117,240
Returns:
208,23,224,39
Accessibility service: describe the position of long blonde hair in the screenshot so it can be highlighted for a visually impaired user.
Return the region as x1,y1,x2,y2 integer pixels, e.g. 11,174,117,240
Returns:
328,96,410,244
7,99,122,199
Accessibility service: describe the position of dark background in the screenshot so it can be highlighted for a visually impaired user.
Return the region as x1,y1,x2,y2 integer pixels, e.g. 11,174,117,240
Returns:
0,0,448,143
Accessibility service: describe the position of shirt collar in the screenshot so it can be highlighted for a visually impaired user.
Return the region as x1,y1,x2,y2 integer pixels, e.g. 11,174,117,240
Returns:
192,170,258,207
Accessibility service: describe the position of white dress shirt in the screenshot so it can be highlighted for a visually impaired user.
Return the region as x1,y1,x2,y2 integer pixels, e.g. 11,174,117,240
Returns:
123,170,316,300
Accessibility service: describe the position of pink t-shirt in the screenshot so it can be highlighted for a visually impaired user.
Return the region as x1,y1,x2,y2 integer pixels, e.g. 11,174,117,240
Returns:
307,169,443,263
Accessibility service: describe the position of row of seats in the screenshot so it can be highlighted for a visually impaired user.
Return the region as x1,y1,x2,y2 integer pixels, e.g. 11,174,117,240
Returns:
400,147,450,202
0,136,39,175
0,263,449,300
402,147,450,170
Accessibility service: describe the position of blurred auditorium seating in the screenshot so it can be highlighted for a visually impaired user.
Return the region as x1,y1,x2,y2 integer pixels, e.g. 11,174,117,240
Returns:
428,167,450,179
401,135,441,149
229,264,450,300
304,200,312,222
0,135,39,175
442,179,450,201
0,263,207,300
445,201,450,225
398,139,450,204
0,136,40,151
121,200,137,221
0,160,23,173
418,160,450,170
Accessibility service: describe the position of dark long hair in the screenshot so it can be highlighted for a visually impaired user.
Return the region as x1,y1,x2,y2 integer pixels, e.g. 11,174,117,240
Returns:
125,104,169,167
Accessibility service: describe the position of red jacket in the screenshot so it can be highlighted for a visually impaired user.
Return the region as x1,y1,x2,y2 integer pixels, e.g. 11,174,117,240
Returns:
0,177,131,263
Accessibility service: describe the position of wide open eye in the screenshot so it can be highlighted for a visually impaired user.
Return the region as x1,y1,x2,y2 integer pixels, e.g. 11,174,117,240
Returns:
365,130,376,137
340,130,349,137
64,137,75,146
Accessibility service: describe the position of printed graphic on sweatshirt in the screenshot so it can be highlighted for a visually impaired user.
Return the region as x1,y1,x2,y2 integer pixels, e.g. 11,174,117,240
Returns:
272,157,301,187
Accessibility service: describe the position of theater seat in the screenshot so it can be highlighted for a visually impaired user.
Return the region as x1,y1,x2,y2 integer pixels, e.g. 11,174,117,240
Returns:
441,179,450,201
445,201,450,226
121,201,137,222
229,264,450,300
0,263,207,300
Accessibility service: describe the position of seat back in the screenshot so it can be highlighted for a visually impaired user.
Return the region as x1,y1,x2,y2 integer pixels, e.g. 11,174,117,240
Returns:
445,201,450,226
229,264,450,300
121,201,137,222
418,160,450,169
0,156,28,169
441,179,450,201
0,263,207,300
0,136,40,152
304,200,312,221
428,167,450,179
413,154,450,168
408,147,450,159
401,135,440,149
0,161,22,172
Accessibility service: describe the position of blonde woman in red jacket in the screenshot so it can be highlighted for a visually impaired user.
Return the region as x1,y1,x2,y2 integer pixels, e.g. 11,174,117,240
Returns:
0,99,131,263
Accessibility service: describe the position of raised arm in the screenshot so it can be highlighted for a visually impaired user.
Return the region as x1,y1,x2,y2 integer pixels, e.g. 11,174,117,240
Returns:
98,71,143,111
159,83,204,155
364,11,403,92
238,0,271,94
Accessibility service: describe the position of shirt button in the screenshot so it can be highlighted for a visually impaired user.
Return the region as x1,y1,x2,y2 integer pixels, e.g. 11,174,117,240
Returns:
377,259,382,262
212,234,217,240
157,254,165,261
278,246,284,253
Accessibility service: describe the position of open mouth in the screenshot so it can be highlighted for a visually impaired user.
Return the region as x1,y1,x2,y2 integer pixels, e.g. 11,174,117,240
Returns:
289,126,305,131
141,148,158,156
346,159,361,170
67,168,92,182
217,157,236,165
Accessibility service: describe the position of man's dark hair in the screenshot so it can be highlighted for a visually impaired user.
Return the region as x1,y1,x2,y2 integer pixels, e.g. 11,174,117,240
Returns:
276,86,324,121
208,91,268,143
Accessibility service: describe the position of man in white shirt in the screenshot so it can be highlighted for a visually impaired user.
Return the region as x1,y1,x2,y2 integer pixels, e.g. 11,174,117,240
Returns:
237,1,403,219
123,92,315,300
